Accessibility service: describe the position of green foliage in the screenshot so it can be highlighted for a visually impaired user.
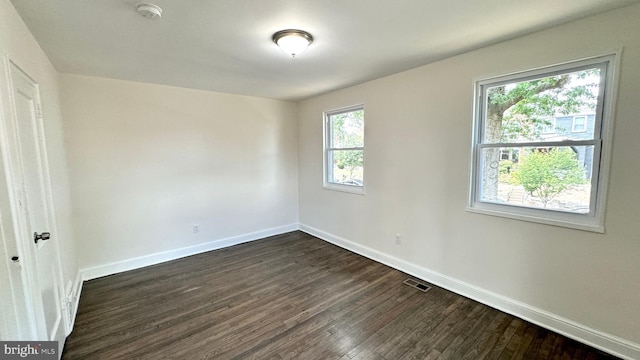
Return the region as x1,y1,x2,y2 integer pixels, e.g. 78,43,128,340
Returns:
334,150,363,173
482,69,599,203
331,110,364,179
498,160,521,184
331,110,364,149
487,69,599,142
512,148,586,206
499,160,513,174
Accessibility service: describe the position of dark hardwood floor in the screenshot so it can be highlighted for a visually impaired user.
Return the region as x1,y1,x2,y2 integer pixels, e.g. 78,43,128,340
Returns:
62,231,618,359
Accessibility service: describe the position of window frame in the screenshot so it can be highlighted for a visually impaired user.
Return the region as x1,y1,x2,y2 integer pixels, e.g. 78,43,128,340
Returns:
468,54,619,232
323,104,365,195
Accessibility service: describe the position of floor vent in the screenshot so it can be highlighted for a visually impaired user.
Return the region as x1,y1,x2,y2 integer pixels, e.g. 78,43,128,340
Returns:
403,278,432,293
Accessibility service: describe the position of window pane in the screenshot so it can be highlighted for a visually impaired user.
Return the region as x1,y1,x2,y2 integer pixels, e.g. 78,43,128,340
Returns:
541,119,556,134
480,146,593,213
330,110,364,148
483,68,600,144
572,116,587,132
328,150,363,185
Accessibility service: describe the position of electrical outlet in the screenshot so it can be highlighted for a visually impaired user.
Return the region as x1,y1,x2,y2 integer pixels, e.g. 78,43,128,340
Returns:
193,224,199,234
395,234,402,245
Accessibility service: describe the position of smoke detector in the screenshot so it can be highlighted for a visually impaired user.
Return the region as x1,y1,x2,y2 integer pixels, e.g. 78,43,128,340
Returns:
136,3,162,19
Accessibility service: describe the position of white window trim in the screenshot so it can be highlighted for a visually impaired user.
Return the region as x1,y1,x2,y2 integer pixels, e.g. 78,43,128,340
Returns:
467,53,621,233
323,104,365,195
571,115,587,132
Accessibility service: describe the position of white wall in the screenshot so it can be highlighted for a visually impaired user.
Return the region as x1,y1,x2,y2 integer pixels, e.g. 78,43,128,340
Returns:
0,0,77,296
298,3,640,354
5,0,638,355
60,75,299,271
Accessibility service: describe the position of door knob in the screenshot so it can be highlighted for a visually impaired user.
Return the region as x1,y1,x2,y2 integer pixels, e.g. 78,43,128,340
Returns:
34,232,51,244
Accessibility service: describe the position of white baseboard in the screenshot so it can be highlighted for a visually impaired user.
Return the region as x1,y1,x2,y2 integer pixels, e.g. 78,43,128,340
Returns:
299,223,640,360
80,224,299,281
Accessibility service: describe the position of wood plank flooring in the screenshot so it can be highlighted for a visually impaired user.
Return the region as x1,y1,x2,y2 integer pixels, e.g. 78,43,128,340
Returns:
62,231,618,359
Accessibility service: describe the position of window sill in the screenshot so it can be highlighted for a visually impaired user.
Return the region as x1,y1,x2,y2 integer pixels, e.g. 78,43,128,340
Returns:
323,183,365,195
465,204,604,233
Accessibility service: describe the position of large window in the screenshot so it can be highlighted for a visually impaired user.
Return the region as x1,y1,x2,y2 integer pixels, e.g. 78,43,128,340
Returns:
324,105,364,193
469,55,617,232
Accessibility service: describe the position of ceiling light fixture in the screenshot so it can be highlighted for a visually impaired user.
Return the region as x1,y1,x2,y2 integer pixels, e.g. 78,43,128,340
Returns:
136,2,162,19
272,29,313,58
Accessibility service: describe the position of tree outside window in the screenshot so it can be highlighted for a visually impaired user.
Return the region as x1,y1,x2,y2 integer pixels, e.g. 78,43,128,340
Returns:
324,106,364,192
470,55,616,231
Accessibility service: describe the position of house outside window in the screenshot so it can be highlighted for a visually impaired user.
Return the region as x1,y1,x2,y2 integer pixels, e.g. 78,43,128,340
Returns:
323,105,365,194
538,114,596,179
468,55,617,232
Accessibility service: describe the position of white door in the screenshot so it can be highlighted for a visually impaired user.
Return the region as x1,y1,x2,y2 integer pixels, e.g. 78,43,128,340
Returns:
2,61,66,348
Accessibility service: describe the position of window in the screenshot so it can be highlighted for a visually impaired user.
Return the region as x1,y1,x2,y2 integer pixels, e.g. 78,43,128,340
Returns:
541,118,556,134
500,148,518,162
572,116,587,132
469,55,617,232
324,105,364,193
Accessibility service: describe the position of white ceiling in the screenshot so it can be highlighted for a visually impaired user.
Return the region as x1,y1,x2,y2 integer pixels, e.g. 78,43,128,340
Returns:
11,0,640,101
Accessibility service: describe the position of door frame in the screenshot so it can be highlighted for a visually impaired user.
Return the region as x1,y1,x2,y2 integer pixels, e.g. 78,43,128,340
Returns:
0,54,69,341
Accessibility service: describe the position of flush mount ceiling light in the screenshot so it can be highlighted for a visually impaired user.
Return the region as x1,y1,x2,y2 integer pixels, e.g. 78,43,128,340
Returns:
272,29,313,58
136,2,162,19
